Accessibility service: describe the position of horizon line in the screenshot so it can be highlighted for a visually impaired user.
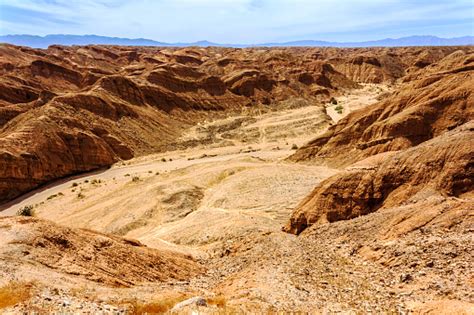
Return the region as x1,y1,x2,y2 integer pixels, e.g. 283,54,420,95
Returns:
1,33,474,46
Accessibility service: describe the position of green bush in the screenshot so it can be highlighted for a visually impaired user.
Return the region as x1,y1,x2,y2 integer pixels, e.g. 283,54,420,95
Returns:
17,205,34,217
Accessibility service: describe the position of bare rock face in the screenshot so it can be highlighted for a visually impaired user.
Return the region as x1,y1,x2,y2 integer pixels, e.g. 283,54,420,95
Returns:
284,50,474,234
284,122,473,234
0,44,469,203
333,54,403,83
290,50,474,167
0,216,202,286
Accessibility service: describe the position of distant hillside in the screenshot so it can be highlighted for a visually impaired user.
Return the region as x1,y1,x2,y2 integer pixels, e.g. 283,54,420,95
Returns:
0,34,171,48
262,35,474,47
1,34,473,48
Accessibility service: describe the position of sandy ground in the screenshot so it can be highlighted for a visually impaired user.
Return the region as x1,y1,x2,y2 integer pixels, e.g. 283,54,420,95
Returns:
0,97,338,258
0,85,387,218
326,83,391,122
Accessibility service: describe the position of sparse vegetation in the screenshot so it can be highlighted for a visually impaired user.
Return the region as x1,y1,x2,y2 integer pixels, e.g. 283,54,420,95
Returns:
128,294,188,315
207,295,227,308
47,192,64,200
91,179,102,185
208,169,239,186
335,104,343,114
0,282,33,309
124,174,131,177
17,205,35,216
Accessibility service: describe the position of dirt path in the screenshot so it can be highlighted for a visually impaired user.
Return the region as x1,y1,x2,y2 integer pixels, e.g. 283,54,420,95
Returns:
326,83,391,122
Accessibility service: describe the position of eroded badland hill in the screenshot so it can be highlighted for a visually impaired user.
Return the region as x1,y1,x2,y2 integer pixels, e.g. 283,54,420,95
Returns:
0,44,473,313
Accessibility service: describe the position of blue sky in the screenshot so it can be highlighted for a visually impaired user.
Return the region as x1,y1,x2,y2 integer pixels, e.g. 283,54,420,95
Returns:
0,0,473,43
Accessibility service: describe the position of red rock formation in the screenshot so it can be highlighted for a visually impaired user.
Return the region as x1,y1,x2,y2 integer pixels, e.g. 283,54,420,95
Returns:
0,44,470,204
285,49,474,234
284,122,473,234
290,50,474,167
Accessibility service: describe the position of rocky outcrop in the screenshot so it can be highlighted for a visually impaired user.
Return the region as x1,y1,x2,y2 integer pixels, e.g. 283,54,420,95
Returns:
285,50,474,234
284,122,473,234
290,50,474,167
223,69,275,97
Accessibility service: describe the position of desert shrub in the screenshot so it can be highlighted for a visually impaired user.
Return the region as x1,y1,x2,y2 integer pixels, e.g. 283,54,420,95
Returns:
335,105,343,114
128,294,187,315
84,180,89,183
0,282,33,309
77,192,85,199
124,174,131,177
207,295,226,308
330,97,338,105
91,179,102,185
132,176,140,182
17,205,34,217
291,144,298,150
47,192,63,200
161,158,167,162
71,182,78,187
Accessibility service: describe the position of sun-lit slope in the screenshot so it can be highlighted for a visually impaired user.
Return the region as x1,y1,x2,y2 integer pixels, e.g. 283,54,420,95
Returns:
285,122,473,234
0,216,202,287
290,49,474,166
284,50,474,235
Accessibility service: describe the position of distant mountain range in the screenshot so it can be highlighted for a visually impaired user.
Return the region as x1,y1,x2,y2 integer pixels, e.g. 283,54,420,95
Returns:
1,34,473,49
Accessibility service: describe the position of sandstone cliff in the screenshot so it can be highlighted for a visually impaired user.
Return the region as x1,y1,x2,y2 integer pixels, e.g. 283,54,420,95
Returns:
285,49,474,234
290,50,474,167
284,122,473,234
